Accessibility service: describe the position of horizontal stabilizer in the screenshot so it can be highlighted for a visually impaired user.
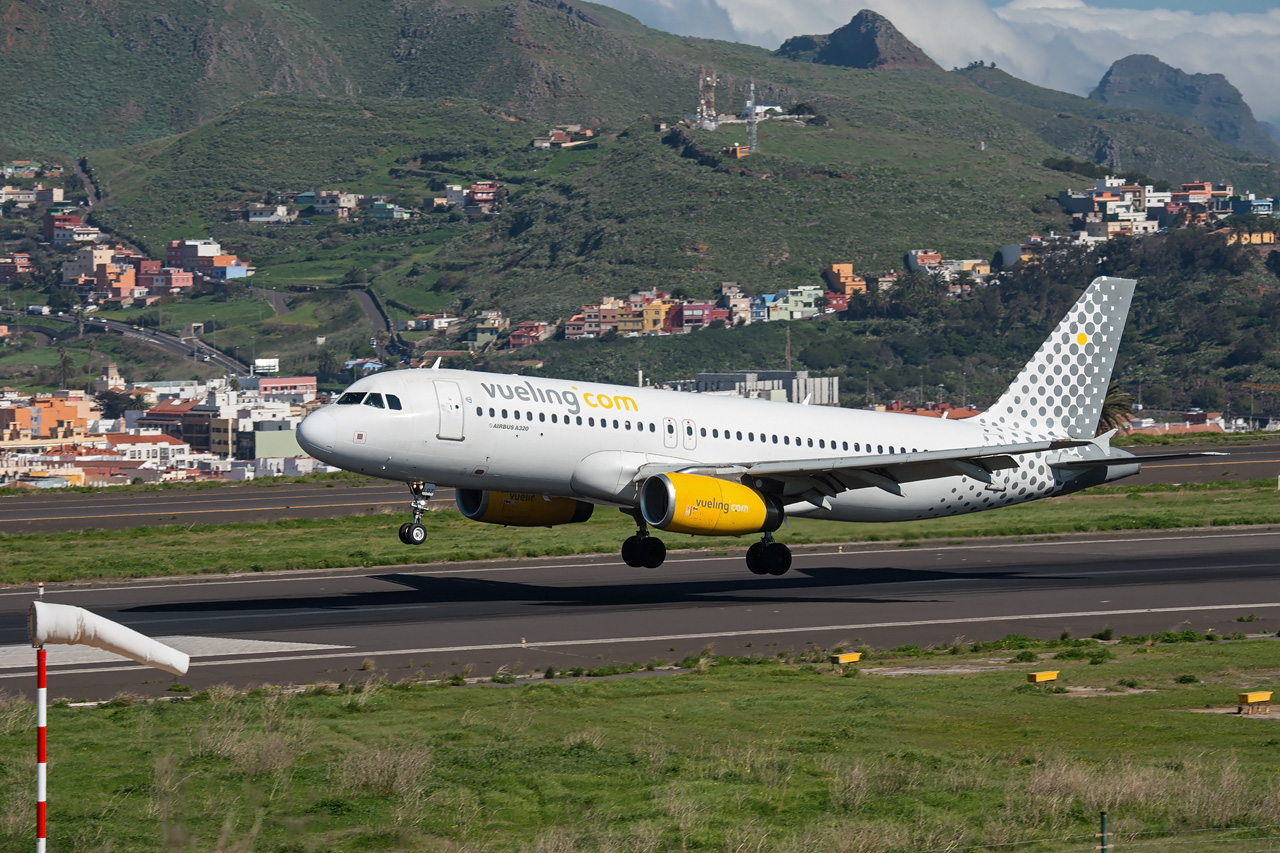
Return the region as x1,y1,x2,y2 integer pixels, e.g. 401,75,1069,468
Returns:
1051,451,1227,471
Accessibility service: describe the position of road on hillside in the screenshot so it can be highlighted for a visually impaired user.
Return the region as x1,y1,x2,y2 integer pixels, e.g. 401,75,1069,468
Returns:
2,527,1278,699
0,440,1272,535
0,309,249,374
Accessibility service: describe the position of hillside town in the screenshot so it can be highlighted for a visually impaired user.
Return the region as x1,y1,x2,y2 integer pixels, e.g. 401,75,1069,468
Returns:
0,364,333,488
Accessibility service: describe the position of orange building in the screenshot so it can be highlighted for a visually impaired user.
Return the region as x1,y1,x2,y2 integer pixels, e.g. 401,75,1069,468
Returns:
823,263,868,295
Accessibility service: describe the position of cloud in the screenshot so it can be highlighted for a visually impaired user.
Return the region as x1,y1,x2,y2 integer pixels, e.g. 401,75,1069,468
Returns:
589,0,1280,126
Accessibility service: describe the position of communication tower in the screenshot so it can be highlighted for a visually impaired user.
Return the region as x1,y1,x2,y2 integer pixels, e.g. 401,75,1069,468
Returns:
747,81,759,152
696,67,718,130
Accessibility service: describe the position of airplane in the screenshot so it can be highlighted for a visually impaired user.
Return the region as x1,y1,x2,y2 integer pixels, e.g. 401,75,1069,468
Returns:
296,276,1222,575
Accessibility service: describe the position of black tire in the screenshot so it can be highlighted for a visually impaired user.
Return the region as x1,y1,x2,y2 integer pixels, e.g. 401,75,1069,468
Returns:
640,537,666,568
764,542,791,576
407,522,427,545
398,522,413,544
621,535,643,567
746,542,769,575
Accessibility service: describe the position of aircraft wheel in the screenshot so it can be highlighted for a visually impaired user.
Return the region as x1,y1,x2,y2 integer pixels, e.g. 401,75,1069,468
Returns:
764,542,791,576
398,522,414,544
640,537,666,569
406,522,427,546
621,535,643,567
746,542,769,575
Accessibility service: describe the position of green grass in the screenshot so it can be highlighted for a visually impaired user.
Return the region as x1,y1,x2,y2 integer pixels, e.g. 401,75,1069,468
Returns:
1,480,1276,584
5,638,1280,851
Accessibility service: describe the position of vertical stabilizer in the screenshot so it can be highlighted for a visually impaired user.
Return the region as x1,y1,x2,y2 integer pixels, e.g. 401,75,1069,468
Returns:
976,276,1135,439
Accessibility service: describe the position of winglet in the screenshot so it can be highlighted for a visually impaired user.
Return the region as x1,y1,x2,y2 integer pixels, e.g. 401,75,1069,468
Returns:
431,357,442,370
801,394,812,406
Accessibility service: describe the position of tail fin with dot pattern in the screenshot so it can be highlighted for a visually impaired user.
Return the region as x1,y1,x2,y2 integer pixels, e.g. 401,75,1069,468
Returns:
974,276,1136,440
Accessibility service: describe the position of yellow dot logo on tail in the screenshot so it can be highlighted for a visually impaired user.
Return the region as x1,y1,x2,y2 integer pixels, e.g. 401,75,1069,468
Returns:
1076,332,1088,345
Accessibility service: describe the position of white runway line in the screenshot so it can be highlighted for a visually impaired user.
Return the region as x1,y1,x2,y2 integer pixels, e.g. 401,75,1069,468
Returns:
0,635,349,670
2,600,1276,681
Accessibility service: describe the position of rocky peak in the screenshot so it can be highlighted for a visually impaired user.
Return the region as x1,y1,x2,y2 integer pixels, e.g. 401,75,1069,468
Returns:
774,9,938,72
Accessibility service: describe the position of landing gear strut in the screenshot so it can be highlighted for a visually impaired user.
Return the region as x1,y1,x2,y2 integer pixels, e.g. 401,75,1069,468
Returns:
398,481,435,545
746,532,791,576
621,511,666,568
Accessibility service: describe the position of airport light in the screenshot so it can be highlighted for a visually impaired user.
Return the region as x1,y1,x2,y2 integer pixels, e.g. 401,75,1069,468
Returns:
28,591,189,852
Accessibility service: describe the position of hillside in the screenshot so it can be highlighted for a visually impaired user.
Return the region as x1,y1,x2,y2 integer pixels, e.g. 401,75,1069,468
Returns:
956,66,1280,193
1090,55,1280,161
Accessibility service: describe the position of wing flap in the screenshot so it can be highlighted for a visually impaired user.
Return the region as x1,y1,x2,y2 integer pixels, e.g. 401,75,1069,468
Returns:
1051,450,1227,470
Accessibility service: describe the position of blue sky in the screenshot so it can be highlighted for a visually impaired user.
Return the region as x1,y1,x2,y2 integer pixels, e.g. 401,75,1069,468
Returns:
594,0,1280,126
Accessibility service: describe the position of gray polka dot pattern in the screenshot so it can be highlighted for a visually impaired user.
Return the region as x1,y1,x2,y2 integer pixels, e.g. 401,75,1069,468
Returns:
976,277,1135,439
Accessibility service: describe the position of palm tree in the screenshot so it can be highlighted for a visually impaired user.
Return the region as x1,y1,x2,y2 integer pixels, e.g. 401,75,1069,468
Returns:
56,347,74,389
1097,380,1135,435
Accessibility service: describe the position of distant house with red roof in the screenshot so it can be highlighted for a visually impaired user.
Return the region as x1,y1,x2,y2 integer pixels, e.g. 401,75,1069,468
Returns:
103,432,191,465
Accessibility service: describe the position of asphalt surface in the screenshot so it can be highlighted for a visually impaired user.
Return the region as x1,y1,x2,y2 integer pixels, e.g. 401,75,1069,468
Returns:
0,441,1273,534
0,482,449,533
2,527,1280,700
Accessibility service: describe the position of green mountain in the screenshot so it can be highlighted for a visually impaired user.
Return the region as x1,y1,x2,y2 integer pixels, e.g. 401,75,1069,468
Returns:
957,65,1278,192
1090,55,1280,161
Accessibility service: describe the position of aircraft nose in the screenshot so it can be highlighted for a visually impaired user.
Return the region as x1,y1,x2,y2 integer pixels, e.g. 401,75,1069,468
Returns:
297,408,337,456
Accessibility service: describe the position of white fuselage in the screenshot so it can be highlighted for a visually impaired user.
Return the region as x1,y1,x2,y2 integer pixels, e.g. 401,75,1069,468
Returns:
297,368,1137,525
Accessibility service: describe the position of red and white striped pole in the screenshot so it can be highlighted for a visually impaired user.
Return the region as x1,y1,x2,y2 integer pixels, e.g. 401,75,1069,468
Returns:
36,582,46,853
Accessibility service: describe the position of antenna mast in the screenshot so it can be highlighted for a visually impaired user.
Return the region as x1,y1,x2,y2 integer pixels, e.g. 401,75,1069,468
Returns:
747,81,758,152
697,67,718,130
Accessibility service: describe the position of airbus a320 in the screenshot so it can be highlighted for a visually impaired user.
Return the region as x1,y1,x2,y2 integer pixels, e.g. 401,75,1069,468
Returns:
296,277,1219,575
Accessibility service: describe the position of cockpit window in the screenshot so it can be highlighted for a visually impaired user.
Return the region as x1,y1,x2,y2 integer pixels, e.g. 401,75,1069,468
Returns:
336,392,365,405
363,393,385,409
386,394,402,410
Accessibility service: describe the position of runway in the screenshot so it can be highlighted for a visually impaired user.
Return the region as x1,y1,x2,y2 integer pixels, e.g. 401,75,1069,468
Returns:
0,441,1272,534
2,527,1279,700
0,482,453,533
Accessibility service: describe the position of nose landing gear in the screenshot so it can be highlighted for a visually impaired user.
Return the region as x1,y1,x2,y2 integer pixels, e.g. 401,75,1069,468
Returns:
746,533,791,576
398,481,436,545
620,511,666,568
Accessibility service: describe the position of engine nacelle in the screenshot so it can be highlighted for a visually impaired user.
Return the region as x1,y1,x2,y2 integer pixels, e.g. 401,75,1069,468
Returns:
456,489,594,527
640,473,783,536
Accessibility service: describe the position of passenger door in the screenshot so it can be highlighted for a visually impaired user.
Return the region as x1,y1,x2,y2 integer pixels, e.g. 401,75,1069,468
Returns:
682,419,697,451
434,380,465,441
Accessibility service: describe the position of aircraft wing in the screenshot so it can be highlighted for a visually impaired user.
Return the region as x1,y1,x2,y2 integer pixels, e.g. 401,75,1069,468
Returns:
637,439,1096,507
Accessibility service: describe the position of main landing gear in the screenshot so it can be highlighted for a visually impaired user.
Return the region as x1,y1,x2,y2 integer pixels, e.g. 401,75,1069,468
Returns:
746,533,791,576
621,512,666,568
397,481,435,545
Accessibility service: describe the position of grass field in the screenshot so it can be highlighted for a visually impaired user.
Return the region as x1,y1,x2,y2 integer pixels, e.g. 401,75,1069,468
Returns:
4,637,1280,851
1,479,1276,585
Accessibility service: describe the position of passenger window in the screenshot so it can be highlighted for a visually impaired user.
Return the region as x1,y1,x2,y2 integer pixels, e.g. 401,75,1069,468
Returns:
771,435,778,444
712,429,719,438
337,392,365,405
576,416,583,425
877,445,883,454
784,436,790,445
387,395,402,410
602,420,609,429
625,421,631,430
686,425,693,436
807,438,813,447
700,428,706,437
476,406,483,416
551,414,558,423
589,417,595,426
527,411,532,420
363,393,384,409
612,420,618,429
667,423,674,434
819,439,825,449
502,409,508,418
539,413,545,422
489,408,495,417
842,441,849,451
748,432,754,441
649,423,656,432
855,443,860,451
514,410,521,420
